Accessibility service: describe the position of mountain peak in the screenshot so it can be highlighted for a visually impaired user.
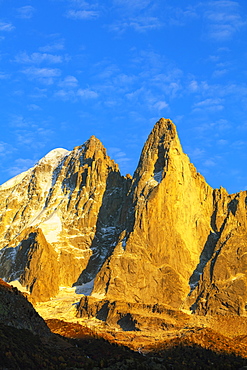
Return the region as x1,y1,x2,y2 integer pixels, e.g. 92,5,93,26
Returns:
151,117,176,136
133,118,182,185
37,148,70,167
1,118,247,320
145,118,179,151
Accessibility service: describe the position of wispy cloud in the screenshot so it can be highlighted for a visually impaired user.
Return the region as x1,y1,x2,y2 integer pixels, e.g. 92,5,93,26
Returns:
88,51,183,114
66,0,100,20
39,40,65,52
110,16,161,33
7,158,36,177
230,139,246,149
15,52,63,64
27,104,42,111
9,114,32,128
0,72,10,79
30,87,48,99
0,21,15,32
203,158,217,167
55,87,98,100
0,141,15,157
187,147,205,160
193,98,224,112
22,67,61,85
195,118,231,134
113,0,151,12
68,0,99,8
188,80,199,92
217,139,228,145
66,9,100,20
109,0,163,34
77,88,98,99
153,101,169,111
167,6,198,26
15,127,54,147
16,6,35,19
212,69,228,78
203,0,246,41
108,147,132,174
59,75,79,88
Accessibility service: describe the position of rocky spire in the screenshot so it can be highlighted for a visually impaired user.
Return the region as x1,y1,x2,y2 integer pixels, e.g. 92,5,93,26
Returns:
92,118,214,307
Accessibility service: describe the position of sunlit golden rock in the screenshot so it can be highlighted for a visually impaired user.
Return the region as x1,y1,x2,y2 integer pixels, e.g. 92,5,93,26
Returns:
0,118,246,316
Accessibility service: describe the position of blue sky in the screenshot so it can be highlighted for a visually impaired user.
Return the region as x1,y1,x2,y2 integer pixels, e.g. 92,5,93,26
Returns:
0,0,246,194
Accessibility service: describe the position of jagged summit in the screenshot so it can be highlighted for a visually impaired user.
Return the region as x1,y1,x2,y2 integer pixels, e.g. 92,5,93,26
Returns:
132,118,183,189
0,118,246,317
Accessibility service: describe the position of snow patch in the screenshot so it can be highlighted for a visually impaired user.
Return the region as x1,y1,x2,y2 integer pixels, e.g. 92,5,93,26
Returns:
8,245,20,262
38,148,70,168
122,238,126,249
39,212,62,244
101,226,115,236
153,170,163,183
0,169,32,190
75,279,95,296
0,148,69,190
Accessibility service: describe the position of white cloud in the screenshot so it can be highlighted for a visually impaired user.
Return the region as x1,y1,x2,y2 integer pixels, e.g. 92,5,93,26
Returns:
59,75,79,88
68,0,99,9
113,0,151,11
54,89,76,100
0,72,10,79
7,158,36,177
16,6,35,19
108,147,132,173
55,86,98,101
15,126,54,147
188,80,199,92
39,40,65,52
30,87,48,99
203,0,245,41
27,104,42,111
77,88,98,99
195,118,231,133
230,140,246,149
10,115,31,128
0,141,15,157
66,10,99,19
22,67,61,84
0,22,15,31
153,101,168,111
203,159,217,167
212,69,228,78
110,16,162,33
167,6,198,26
217,139,228,145
193,98,224,112
15,52,63,64
187,147,205,159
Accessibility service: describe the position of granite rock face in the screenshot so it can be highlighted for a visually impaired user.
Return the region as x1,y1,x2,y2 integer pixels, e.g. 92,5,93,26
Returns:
187,189,247,315
0,118,247,316
92,119,214,307
0,137,129,302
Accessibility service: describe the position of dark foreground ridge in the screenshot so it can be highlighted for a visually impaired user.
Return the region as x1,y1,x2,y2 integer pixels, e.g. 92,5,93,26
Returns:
0,279,247,369
1,319,247,369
